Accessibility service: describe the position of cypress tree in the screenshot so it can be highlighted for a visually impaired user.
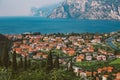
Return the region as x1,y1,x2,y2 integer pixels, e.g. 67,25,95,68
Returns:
1,45,9,68
0,34,11,68
28,59,31,68
0,56,1,67
54,55,59,69
12,51,17,71
19,55,23,68
24,55,27,70
41,60,46,68
46,50,53,71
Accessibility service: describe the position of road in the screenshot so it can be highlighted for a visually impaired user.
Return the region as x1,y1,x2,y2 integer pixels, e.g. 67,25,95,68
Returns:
106,34,120,50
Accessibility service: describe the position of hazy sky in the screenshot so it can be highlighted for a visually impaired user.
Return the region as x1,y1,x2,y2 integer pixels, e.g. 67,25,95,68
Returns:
0,0,64,16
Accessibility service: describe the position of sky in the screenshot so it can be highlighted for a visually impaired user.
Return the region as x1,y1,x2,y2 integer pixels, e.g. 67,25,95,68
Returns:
0,0,64,16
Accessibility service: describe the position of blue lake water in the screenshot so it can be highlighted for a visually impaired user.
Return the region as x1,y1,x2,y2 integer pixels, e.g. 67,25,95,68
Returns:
0,17,120,34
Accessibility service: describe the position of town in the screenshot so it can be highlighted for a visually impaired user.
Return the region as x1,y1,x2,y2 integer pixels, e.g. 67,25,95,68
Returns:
1,31,120,80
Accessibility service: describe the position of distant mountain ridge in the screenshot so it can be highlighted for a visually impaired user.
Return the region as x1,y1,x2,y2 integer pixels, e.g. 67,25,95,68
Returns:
48,0,120,20
31,4,61,17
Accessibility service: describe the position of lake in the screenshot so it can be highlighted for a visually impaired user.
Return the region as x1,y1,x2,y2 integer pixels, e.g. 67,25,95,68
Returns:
0,17,120,34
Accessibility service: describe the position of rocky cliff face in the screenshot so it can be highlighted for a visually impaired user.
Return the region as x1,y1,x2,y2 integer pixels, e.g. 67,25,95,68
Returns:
31,4,61,17
48,0,120,20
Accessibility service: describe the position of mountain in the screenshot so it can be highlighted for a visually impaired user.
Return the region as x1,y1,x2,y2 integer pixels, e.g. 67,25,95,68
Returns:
48,0,120,20
31,4,61,17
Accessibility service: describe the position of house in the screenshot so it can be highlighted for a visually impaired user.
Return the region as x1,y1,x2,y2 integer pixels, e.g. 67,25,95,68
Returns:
116,54,120,58
14,48,22,54
115,72,120,80
67,50,75,56
97,55,106,61
42,54,48,58
86,55,92,61
73,66,81,76
76,54,85,62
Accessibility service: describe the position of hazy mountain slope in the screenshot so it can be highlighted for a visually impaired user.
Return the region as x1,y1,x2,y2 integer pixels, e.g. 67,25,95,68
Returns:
48,0,120,19
31,4,61,17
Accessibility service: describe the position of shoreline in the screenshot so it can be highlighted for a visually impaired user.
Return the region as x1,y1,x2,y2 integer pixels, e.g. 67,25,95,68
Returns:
0,30,117,35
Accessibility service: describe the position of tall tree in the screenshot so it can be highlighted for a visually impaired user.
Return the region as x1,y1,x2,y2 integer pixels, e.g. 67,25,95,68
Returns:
24,55,27,70
46,50,53,71
0,56,1,67
12,51,17,71
1,45,9,68
54,55,59,69
19,55,23,68
0,34,11,68
28,59,31,68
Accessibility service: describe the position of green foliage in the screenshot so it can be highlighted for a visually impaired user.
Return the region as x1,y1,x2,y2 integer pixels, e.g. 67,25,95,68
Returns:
110,58,120,64
1,45,10,68
46,51,53,71
28,59,31,68
13,69,80,80
18,55,23,68
24,56,27,70
109,59,120,71
93,44,112,52
50,69,76,80
53,55,59,69
114,50,120,55
0,68,12,80
0,56,1,67
50,49,69,58
12,51,17,72
0,34,11,68
16,70,48,80
74,61,109,71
